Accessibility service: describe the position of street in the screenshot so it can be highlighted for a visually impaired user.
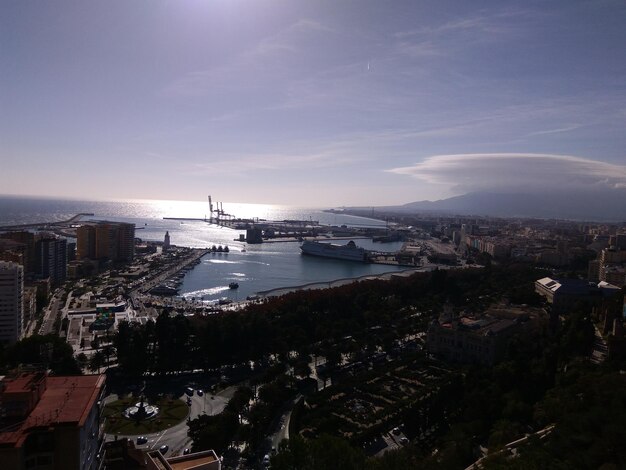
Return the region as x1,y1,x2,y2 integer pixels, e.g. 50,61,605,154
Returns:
104,384,237,458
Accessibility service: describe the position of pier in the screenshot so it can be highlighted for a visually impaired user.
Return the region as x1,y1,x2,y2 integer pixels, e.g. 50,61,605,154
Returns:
0,212,94,231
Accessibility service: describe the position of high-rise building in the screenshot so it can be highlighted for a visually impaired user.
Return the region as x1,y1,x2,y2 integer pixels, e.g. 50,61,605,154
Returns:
77,222,135,263
0,261,24,343
35,235,67,285
95,223,118,260
163,231,171,251
0,231,36,275
0,372,106,470
116,222,135,262
76,225,96,260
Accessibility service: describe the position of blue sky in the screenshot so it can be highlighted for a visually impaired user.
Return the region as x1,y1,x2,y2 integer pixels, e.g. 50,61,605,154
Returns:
2,0,625,206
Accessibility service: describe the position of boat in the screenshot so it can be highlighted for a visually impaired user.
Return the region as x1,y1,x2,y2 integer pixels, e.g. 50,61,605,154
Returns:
149,285,178,296
373,231,402,243
300,240,367,262
229,282,239,289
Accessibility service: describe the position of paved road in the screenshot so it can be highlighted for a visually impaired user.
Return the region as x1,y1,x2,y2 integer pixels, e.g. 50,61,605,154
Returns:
104,385,236,458
269,394,302,452
591,325,608,364
40,294,62,335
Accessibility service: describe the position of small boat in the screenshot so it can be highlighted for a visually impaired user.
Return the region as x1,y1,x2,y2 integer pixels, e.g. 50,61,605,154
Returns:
229,282,239,289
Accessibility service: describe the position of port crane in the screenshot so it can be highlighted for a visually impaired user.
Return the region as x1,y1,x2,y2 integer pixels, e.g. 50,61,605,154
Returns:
208,195,234,224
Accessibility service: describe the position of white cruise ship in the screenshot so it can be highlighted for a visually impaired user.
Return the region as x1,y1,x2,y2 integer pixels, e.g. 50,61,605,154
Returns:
300,240,367,262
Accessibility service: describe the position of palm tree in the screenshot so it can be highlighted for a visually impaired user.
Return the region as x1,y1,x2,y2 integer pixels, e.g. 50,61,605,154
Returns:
91,334,100,350
89,351,105,373
102,345,116,366
76,353,88,370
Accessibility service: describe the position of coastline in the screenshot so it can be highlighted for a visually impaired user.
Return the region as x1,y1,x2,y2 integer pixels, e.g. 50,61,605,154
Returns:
256,267,430,298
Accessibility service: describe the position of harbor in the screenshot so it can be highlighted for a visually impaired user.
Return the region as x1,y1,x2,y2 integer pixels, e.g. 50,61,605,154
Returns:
163,195,403,246
161,195,436,268
0,197,466,307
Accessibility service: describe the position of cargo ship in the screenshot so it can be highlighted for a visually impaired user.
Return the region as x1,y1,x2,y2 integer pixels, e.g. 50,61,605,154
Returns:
300,240,367,262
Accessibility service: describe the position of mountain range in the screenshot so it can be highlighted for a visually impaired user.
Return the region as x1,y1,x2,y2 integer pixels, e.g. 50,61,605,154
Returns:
366,189,626,221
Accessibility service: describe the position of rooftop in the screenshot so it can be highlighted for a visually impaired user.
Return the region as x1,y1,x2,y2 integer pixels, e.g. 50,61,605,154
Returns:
146,449,220,470
0,373,105,447
168,451,219,470
537,276,621,297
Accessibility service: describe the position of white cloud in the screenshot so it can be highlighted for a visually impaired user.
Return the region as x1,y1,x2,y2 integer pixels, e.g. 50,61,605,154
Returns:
189,146,361,177
394,41,442,58
162,18,332,98
387,153,626,193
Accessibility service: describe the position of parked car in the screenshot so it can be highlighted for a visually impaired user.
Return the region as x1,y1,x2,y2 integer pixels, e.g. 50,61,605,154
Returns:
185,387,194,396
183,448,191,455
159,445,169,454
136,436,147,445
197,389,204,396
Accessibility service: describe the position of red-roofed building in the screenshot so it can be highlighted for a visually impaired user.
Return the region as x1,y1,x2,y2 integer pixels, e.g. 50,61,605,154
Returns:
0,370,105,470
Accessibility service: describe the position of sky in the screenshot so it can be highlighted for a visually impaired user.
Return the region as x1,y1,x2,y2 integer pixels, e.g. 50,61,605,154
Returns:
1,0,626,206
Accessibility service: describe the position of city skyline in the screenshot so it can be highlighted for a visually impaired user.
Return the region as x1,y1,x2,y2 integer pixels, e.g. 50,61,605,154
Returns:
2,0,626,206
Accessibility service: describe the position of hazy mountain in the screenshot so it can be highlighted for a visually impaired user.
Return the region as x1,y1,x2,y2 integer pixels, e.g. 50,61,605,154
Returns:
377,189,626,221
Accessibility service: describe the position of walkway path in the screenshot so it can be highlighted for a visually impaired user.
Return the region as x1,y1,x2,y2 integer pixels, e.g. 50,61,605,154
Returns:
591,325,608,364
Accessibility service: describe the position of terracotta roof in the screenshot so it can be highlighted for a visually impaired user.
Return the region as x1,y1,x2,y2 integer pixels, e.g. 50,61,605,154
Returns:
0,374,104,447
1,372,45,394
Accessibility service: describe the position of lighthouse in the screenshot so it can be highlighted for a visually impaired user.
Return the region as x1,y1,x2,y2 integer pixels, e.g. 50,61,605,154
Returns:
164,231,170,251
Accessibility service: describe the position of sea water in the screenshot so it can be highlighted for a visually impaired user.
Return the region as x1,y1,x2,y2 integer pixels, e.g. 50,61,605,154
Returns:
0,196,406,301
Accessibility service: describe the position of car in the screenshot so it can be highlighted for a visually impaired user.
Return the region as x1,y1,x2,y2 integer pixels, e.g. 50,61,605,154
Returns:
399,437,409,445
183,448,191,455
392,427,401,436
262,454,271,466
197,389,204,396
136,436,147,445
185,387,194,396
159,445,169,454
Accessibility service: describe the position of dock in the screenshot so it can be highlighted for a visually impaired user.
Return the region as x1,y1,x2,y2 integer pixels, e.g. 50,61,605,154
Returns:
0,212,94,231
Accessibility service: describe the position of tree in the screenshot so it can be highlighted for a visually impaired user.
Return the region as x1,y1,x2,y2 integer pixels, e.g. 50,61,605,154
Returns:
89,351,105,373
188,411,239,454
76,353,88,370
271,434,366,470
102,345,116,366
293,360,312,379
1,334,81,375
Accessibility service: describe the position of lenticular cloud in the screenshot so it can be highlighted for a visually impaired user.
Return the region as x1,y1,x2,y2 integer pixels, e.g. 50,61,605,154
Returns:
388,153,626,193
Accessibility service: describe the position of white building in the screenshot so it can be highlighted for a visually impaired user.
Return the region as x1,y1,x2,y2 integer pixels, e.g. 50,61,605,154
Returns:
0,261,24,343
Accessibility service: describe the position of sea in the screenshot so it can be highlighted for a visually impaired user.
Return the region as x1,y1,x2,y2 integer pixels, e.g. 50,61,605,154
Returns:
0,196,407,302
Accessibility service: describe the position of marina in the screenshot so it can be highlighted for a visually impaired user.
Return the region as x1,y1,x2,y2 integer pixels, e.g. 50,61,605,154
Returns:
0,196,458,306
